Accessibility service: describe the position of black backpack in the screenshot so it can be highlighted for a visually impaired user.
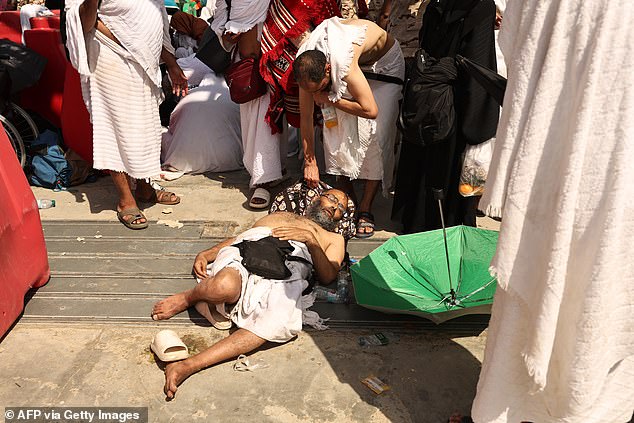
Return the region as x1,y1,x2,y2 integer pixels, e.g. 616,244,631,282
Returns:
399,49,458,147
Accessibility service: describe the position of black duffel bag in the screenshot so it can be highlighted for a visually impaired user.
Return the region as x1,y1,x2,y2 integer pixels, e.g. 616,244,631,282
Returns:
399,49,458,147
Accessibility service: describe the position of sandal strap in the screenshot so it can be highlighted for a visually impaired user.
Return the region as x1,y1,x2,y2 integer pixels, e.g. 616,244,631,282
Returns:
119,207,143,218
156,189,177,201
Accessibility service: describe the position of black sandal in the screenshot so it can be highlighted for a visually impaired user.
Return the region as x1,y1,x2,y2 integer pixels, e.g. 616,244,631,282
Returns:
355,211,375,239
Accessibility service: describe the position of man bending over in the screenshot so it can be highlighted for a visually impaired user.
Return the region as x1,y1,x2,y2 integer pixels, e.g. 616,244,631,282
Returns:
294,18,405,239
151,189,349,399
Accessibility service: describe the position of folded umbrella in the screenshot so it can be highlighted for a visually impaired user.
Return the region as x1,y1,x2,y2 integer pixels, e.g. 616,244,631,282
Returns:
456,54,506,106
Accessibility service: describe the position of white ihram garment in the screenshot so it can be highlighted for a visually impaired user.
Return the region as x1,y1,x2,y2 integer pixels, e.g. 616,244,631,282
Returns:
200,227,326,342
472,1,634,422
65,0,173,179
298,18,404,193
161,70,243,174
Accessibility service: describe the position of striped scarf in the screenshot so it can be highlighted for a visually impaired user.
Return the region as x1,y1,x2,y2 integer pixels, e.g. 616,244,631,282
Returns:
260,0,340,133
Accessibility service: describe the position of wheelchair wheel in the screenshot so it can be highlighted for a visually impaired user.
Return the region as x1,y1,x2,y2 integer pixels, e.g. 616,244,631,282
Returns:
0,115,26,168
5,103,39,146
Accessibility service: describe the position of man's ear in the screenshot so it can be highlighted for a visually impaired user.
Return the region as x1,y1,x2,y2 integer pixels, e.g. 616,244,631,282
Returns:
325,63,331,75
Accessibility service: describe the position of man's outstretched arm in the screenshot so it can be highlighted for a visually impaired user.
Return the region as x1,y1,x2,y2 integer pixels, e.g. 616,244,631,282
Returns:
192,237,237,279
299,87,321,187
78,0,99,34
272,227,344,284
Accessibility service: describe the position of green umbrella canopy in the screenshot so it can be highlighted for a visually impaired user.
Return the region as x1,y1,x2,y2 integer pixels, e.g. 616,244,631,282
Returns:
351,225,499,324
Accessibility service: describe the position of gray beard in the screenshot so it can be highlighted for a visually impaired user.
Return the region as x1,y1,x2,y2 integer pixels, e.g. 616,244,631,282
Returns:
305,203,338,232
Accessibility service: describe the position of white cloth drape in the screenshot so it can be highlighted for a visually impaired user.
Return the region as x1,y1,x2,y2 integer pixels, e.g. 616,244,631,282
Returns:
210,0,269,40
84,31,163,178
66,0,173,87
239,90,285,187
473,0,634,421
161,67,243,175
201,227,324,343
65,0,172,178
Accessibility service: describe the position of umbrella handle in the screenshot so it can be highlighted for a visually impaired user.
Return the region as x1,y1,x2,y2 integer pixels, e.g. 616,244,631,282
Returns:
432,188,455,303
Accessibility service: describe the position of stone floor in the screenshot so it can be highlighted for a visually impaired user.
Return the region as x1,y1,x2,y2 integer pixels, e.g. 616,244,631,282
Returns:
2,163,500,422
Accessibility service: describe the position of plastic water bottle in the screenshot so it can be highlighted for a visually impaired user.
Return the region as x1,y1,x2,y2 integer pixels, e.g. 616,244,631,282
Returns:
313,267,351,303
37,199,56,209
336,270,350,303
314,286,341,303
321,105,338,128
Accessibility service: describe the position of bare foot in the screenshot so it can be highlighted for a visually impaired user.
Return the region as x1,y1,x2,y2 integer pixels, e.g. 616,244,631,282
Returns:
151,292,191,320
163,360,193,400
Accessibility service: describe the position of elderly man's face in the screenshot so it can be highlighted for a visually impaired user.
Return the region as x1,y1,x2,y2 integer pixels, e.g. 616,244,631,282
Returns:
305,189,348,231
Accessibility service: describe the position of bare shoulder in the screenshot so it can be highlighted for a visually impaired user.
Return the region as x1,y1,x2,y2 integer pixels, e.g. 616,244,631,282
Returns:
322,229,345,250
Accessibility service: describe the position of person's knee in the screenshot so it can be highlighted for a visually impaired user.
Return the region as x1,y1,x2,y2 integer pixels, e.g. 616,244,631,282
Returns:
212,269,241,302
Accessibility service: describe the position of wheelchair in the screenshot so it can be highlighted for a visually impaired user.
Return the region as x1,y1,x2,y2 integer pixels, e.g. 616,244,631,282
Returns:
1,101,39,168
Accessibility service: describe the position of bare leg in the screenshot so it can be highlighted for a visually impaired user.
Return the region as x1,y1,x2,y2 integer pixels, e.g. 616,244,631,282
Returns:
135,179,180,204
151,268,241,320
357,179,380,236
111,171,145,225
163,328,266,399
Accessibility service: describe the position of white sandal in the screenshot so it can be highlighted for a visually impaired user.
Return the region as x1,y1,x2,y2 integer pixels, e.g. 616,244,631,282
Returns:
194,302,232,330
150,330,189,362
249,187,271,209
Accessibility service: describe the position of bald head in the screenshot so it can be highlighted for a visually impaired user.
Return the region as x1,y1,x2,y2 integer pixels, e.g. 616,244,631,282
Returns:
294,50,328,86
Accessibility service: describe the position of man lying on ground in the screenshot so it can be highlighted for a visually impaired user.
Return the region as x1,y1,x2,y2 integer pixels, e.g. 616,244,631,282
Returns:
151,189,349,399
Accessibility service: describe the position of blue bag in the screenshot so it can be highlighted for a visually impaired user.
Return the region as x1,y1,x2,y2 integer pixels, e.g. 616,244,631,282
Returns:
29,130,72,191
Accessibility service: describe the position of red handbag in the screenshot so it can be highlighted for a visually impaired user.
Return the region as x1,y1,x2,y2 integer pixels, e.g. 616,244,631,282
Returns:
224,56,267,104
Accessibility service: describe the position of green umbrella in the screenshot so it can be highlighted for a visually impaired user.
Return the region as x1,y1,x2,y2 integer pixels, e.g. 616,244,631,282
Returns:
351,225,499,324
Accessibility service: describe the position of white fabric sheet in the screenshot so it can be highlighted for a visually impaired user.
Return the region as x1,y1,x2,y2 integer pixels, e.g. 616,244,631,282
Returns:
211,0,269,40
239,91,285,187
473,1,634,421
82,31,163,178
65,0,173,88
357,41,404,193
161,70,243,174
65,0,172,178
